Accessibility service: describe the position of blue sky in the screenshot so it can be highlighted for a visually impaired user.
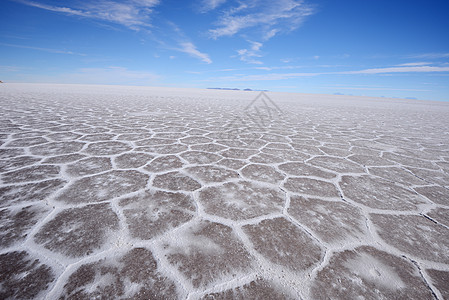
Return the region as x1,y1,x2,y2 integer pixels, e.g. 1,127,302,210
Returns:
1,0,449,101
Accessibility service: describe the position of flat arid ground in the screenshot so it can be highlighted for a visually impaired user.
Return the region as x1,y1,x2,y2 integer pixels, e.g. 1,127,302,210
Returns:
1,83,448,299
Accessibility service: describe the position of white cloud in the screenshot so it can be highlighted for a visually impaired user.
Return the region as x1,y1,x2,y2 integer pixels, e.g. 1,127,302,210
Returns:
178,42,212,64
0,42,85,56
396,62,431,67
200,0,227,12
406,53,449,59
236,41,263,64
208,0,315,39
17,0,160,30
344,66,449,74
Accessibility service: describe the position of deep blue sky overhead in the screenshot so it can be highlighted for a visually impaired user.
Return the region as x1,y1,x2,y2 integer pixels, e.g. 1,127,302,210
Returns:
1,0,449,101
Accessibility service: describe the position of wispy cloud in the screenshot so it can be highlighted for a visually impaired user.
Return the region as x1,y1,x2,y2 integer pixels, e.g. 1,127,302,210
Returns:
208,0,315,39
0,42,85,55
178,42,212,64
17,0,160,30
344,66,449,74
396,62,431,67
199,0,227,12
236,41,263,64
406,53,449,59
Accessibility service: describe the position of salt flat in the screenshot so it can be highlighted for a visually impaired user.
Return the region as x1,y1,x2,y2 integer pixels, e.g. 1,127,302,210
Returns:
0,83,448,299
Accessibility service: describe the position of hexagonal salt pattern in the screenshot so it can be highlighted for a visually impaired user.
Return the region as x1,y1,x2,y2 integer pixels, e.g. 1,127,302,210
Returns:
1,84,448,299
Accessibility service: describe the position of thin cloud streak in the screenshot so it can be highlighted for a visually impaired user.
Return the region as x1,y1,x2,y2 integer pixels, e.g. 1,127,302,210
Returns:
178,42,212,64
16,0,160,30
0,42,86,56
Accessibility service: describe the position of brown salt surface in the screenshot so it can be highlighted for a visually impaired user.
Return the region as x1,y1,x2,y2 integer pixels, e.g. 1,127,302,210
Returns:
83,141,132,156
284,177,339,198
59,247,178,299
0,179,67,208
308,156,365,173
310,246,433,299
0,203,51,247
186,165,240,183
201,278,295,300
288,196,367,245
368,166,426,186
180,151,222,164
34,203,119,257
119,190,195,240
407,167,449,187
340,175,427,210
348,154,395,166
0,251,54,299
4,136,48,147
0,155,41,173
217,158,248,170
249,152,285,164
0,148,25,159
414,186,449,205
42,153,86,164
55,170,148,204
162,220,252,288
426,207,449,227
152,171,201,191
46,132,82,141
2,164,60,183
241,164,284,184
136,143,189,154
278,162,336,179
113,152,154,169
190,143,227,153
221,148,258,159
30,141,85,156
243,217,323,272
144,155,184,173
426,269,449,299
65,156,112,177
370,214,449,263
383,152,438,170
199,181,284,220
78,133,116,141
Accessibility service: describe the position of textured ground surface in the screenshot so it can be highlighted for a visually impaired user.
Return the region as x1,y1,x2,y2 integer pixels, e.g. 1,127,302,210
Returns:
0,83,448,299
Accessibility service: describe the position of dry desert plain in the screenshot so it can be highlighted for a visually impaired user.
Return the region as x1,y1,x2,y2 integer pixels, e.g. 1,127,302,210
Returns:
0,83,449,299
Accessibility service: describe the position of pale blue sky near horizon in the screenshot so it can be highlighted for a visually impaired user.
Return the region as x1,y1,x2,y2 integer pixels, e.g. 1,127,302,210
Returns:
1,0,449,101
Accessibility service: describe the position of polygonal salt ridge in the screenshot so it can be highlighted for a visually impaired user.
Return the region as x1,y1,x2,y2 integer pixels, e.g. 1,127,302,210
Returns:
55,247,180,299
33,202,119,258
240,164,284,184
54,170,149,204
318,146,353,157
310,246,434,299
200,277,297,299
185,165,240,184
158,219,253,289
152,171,202,192
308,156,366,174
4,136,48,147
339,175,428,211
289,143,324,156
0,202,52,248
425,269,449,299
278,162,336,179
10,130,48,139
1,164,60,184
425,207,449,228
370,213,449,264
368,166,426,186
29,141,85,156
414,186,449,206
45,132,82,141
65,156,112,177
0,155,41,173
198,180,285,221
119,190,196,240
288,196,368,246
143,154,184,173
0,250,55,299
242,216,324,274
